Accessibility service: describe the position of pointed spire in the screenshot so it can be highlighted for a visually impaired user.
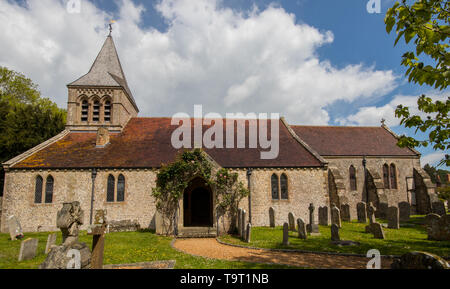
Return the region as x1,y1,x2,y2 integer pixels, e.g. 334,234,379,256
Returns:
68,35,138,112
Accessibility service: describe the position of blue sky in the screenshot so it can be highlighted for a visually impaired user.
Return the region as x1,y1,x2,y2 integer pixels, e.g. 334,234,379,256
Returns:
1,0,448,168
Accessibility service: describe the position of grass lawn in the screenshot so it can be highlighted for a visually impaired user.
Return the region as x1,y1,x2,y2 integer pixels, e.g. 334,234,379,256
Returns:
0,230,295,269
219,215,450,257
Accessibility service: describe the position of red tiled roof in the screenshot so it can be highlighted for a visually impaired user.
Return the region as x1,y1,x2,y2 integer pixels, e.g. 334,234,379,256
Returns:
291,126,418,157
12,118,324,169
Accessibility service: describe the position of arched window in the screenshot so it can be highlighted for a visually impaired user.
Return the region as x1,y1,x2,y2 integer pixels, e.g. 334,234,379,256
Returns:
280,174,288,199
93,100,100,122
390,164,397,189
349,165,357,191
81,100,89,122
34,175,43,204
107,175,115,202
117,174,125,202
104,100,111,122
45,176,54,203
271,174,279,200
383,164,390,189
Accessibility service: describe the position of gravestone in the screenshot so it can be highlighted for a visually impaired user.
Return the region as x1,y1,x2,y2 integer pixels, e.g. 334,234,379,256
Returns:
40,202,91,269
288,212,296,231
297,218,307,239
331,205,341,228
387,206,400,229
341,204,351,222
357,202,367,223
391,252,450,269
45,233,57,254
318,206,328,226
369,222,385,239
18,238,38,261
282,223,289,246
378,202,388,219
367,203,376,224
8,215,23,241
307,203,319,233
237,209,242,236
331,224,340,242
398,202,411,222
432,201,446,216
269,207,275,228
426,213,450,241
88,210,108,269
245,224,252,243
241,210,247,239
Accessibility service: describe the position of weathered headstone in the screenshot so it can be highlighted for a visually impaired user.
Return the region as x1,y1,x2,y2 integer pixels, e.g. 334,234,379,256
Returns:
282,222,289,246
307,203,320,233
45,233,57,254
367,203,376,224
18,238,38,261
269,207,275,228
387,206,400,229
331,224,340,242
318,206,328,226
398,202,411,222
40,202,91,269
369,222,385,239
331,205,341,228
237,209,242,236
288,212,296,231
8,215,23,241
357,202,367,223
340,204,351,222
391,251,450,269
297,218,307,239
426,213,450,241
241,210,247,239
432,201,446,216
245,223,252,243
378,202,388,219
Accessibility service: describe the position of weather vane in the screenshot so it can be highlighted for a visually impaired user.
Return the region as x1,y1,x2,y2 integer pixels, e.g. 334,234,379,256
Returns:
381,118,386,126
109,20,116,36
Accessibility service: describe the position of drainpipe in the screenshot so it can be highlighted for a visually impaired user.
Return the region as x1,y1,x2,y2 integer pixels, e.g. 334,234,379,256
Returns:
362,156,368,204
90,168,97,225
247,168,253,223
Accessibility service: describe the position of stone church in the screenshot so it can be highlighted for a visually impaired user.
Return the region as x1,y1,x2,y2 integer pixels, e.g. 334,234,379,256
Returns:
0,35,439,236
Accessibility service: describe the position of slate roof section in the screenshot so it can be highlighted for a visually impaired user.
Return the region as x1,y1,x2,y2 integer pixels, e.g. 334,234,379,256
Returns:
290,125,419,157
68,36,138,112
11,118,325,169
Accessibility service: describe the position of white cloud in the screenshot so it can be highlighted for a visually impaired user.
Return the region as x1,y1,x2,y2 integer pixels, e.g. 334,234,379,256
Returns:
337,92,449,127
422,152,446,167
0,0,398,124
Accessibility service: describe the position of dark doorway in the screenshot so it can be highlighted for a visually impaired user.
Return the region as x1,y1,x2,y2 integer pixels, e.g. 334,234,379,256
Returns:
183,178,213,227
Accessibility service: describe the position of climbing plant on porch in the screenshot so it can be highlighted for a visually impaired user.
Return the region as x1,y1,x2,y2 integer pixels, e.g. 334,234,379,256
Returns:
152,148,248,235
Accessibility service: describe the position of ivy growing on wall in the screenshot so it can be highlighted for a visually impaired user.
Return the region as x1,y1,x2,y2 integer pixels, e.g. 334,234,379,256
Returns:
152,149,248,235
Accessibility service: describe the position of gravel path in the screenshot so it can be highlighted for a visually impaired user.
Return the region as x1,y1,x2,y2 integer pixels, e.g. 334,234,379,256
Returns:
173,238,394,269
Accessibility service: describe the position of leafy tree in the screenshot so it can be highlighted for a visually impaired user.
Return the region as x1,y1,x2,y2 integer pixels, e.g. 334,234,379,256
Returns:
0,67,66,196
385,0,449,166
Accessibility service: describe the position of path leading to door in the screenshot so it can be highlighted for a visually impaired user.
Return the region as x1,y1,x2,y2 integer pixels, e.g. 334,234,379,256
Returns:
173,238,393,269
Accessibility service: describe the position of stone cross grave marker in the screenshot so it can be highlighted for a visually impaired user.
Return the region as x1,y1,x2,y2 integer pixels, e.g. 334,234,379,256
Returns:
88,210,108,269
307,203,319,233
18,238,38,261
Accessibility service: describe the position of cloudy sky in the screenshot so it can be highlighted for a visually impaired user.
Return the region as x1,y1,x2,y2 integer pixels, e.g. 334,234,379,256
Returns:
0,0,447,167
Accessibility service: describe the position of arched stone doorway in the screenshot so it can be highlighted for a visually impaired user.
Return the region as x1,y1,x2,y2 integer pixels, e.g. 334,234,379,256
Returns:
183,177,213,227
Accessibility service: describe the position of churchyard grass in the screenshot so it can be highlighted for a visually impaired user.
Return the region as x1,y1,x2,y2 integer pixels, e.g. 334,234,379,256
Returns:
219,214,450,257
0,230,295,269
